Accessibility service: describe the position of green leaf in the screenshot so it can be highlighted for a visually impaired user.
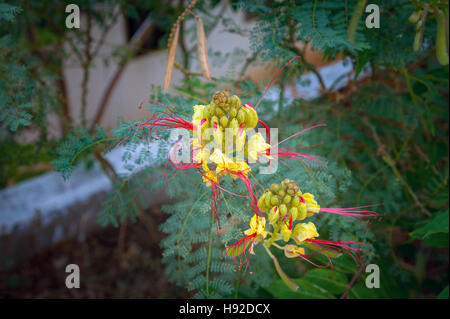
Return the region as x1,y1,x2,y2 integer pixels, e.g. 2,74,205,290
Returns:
422,232,449,248
303,269,348,294
348,283,379,299
267,278,336,299
354,50,371,80
437,286,449,299
410,211,449,242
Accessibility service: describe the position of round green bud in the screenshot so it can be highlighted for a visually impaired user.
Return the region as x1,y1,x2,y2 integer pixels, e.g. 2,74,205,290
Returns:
264,191,273,207
237,109,246,124
268,206,279,224
270,184,280,193
220,115,229,128
216,107,225,117
231,95,241,109
291,195,300,207
257,194,267,212
210,115,219,127
229,118,239,131
212,91,230,105
229,107,237,118
243,104,258,128
278,190,286,198
283,195,292,204
270,195,280,206
287,188,295,196
203,104,211,118
279,204,288,215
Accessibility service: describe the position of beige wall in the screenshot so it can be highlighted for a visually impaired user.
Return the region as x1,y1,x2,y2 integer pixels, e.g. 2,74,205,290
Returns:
63,4,257,131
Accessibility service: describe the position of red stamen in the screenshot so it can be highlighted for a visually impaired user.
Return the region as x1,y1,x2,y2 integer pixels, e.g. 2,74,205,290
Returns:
320,204,383,222
255,56,300,109
225,233,257,274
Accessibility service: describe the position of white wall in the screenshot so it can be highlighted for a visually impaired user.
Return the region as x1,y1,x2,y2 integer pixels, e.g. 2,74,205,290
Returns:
63,4,258,131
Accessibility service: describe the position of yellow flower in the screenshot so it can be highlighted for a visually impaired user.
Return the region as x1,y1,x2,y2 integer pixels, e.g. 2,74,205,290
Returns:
210,149,250,179
247,132,272,162
192,104,206,122
202,169,218,187
244,214,268,238
292,222,319,244
280,222,292,242
303,193,320,216
284,244,306,258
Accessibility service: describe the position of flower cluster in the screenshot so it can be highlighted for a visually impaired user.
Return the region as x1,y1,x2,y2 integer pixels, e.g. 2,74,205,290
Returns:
121,57,381,290
128,88,323,231
226,178,380,288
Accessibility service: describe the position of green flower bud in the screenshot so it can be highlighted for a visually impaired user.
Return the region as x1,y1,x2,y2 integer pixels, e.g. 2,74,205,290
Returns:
258,193,268,212
212,91,230,106
202,104,210,118
291,195,300,207
270,195,280,206
220,115,229,128
281,179,289,190
231,95,241,109
210,115,219,127
279,204,288,215
265,191,273,207
243,105,258,128
216,107,225,117
289,207,298,221
229,118,239,134
229,107,237,118
283,195,292,204
237,109,246,124
270,184,280,193
278,190,286,198
268,206,279,224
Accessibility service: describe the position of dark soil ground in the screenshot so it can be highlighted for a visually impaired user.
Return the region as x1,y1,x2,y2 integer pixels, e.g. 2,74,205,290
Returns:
0,207,187,298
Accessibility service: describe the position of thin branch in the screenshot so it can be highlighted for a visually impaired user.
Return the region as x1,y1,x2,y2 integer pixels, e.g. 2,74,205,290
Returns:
340,265,365,299
363,117,431,216
286,18,327,90
234,51,259,86
89,17,156,132
81,9,93,128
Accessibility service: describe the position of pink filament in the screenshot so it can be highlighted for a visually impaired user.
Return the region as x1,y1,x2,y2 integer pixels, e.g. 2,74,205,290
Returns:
255,56,300,109
320,204,383,222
